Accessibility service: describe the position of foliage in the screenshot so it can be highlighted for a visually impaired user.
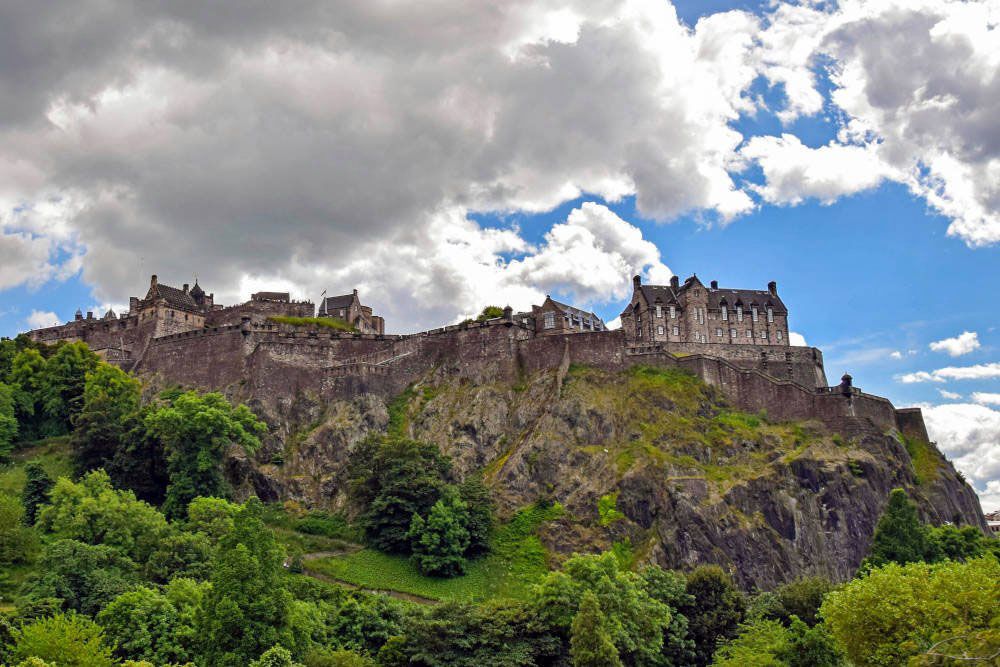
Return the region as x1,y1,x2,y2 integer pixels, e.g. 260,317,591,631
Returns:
769,576,835,627
196,498,292,667
711,617,843,667
639,565,697,666
186,495,241,542
326,593,404,656
36,470,169,562
106,405,169,506
677,565,746,666
70,364,141,475
294,511,356,541
408,489,471,576
303,648,375,666
457,477,494,557
901,434,940,484
0,381,18,461
820,556,1000,666
0,493,37,564
570,590,623,667
21,539,139,616
96,587,194,664
269,315,356,332
475,306,505,322
39,342,101,436
863,488,935,568
20,461,54,525
9,348,47,440
143,529,214,582
145,391,266,518
532,552,675,664
927,523,995,562
597,492,625,526
350,437,451,553
10,612,115,667
250,645,304,667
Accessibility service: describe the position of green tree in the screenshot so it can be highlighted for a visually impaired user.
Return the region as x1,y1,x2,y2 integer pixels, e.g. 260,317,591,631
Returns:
927,523,991,561
143,530,214,582
475,306,505,322
20,461,54,525
250,645,303,667
302,649,375,666
408,489,471,576
864,488,935,568
36,470,169,562
107,404,170,505
570,590,623,667
640,565,697,666
39,342,100,435
327,594,404,656
10,612,114,667
677,565,746,666
0,381,18,461
10,348,46,440
458,478,494,557
771,576,835,627
71,364,141,475
145,391,266,518
197,498,292,667
97,587,194,664
0,493,37,565
350,437,450,553
821,556,1000,666
186,495,240,542
20,539,139,616
711,616,843,667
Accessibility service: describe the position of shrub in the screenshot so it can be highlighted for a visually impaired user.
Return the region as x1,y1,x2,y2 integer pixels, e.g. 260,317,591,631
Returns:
10,613,114,667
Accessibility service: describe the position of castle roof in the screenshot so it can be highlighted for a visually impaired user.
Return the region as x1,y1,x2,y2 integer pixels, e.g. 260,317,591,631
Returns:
548,298,605,326
637,279,787,314
189,281,205,299
322,293,358,311
148,282,200,311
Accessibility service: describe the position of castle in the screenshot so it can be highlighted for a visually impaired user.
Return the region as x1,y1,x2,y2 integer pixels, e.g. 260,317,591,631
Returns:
24,271,929,445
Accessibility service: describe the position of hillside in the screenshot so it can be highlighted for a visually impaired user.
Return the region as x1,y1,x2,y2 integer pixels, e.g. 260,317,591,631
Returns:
238,364,983,589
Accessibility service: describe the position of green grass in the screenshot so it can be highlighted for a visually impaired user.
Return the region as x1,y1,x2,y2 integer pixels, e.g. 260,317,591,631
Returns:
267,315,356,332
598,492,625,526
386,386,418,439
0,437,73,496
307,502,564,603
261,503,360,554
901,434,941,485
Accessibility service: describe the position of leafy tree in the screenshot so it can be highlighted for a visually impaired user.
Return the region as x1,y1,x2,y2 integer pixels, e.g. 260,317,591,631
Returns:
145,391,266,518
97,587,194,664
0,493,37,565
0,337,17,383
20,461,54,525
144,529,214,582
677,565,746,666
570,590,623,667
475,306,505,322
21,539,139,616
327,594,404,656
640,565,697,666
250,645,304,667
71,364,141,475
9,612,114,667
822,556,1000,666
36,470,169,562
408,489,471,576
458,478,494,557
0,381,18,461
532,552,674,664
350,437,450,553
864,488,934,568
711,617,843,667
927,523,993,562
10,348,46,440
302,649,375,666
770,576,835,627
107,405,169,505
39,342,100,435
197,498,292,667
186,495,241,542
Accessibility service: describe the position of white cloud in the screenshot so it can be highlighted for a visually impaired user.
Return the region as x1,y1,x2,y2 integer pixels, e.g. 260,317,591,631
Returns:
890,351,903,360
938,389,962,400
898,362,1000,384
25,310,60,329
922,402,1000,512
929,331,981,357
789,331,808,347
972,392,1000,406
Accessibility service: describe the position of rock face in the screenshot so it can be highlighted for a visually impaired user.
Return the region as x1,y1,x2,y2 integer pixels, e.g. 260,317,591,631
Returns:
231,363,985,590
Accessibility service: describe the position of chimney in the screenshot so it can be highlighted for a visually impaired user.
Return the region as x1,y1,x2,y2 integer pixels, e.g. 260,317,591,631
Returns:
86,311,94,320
150,274,158,287
632,275,641,290
670,275,679,290
503,305,513,322
183,283,189,293
710,280,718,289
353,289,358,296
129,297,138,313
768,281,777,295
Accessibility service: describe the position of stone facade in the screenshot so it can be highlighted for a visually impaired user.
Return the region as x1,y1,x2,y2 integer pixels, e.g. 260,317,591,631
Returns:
514,296,606,335
319,290,384,334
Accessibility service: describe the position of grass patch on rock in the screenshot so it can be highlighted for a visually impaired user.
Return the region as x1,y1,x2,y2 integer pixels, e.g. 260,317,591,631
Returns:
900,434,941,485
267,315,356,332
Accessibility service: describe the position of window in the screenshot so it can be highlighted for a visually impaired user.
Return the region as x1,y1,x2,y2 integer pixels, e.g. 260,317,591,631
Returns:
746,329,752,338
751,306,758,322
721,305,728,321
669,305,676,319
716,328,723,337
543,312,556,329
730,328,737,338
340,309,345,317
767,307,774,323
736,306,743,321
697,307,705,324
655,305,662,318
777,331,782,342
761,331,768,340
657,325,664,335
672,326,679,336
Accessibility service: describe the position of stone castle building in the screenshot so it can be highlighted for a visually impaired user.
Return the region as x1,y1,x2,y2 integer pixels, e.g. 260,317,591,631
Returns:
319,290,384,335
514,296,607,335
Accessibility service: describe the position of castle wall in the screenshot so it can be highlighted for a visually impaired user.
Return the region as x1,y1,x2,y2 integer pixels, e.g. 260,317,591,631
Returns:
205,299,314,327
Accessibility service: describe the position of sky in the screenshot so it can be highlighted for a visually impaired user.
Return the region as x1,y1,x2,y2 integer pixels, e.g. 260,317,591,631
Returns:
1,0,998,510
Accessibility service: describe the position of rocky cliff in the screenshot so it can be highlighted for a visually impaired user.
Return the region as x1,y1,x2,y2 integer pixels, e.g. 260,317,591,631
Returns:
229,362,985,590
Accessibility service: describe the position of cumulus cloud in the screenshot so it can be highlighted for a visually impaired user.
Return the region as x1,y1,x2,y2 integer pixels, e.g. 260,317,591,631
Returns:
789,331,808,347
938,389,962,400
929,331,981,357
898,362,1000,384
922,402,1000,512
25,310,60,329
972,392,1000,406
750,0,1000,246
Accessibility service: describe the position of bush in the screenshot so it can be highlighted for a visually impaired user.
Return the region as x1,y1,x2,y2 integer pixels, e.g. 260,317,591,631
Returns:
0,494,37,565
10,613,114,667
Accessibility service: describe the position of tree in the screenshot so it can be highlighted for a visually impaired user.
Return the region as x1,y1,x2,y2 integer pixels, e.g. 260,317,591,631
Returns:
864,488,935,568
711,617,843,667
197,498,292,667
97,587,194,664
105,404,169,505
821,556,1000,666
771,576,835,627
326,593,404,656
39,342,100,435
0,381,18,461
408,489,471,576
21,539,139,616
350,437,450,553
186,495,241,542
9,612,114,667
249,645,303,667
145,391,266,518
640,565,697,665
475,306,505,322
0,494,37,565
36,470,169,562
144,530,214,582
458,478,494,557
21,462,54,525
927,523,992,562
570,591,623,667
677,565,746,666
10,348,46,441
71,364,141,475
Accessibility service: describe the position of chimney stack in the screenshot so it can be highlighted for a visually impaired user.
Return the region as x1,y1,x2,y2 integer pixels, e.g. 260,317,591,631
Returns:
183,283,189,293
670,275,679,290
768,281,777,295
86,311,94,320
710,280,718,289
150,275,158,287
632,275,642,291
75,309,83,321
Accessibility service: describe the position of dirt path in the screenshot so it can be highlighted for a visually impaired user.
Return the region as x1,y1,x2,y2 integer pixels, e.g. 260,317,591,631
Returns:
284,548,438,606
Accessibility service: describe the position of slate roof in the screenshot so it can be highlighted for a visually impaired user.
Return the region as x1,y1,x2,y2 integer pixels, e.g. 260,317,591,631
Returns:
636,279,787,314
322,293,357,311
549,298,606,328
149,283,200,311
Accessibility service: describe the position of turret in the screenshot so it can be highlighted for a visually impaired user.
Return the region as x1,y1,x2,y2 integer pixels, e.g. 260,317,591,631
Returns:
632,275,641,290
710,280,718,289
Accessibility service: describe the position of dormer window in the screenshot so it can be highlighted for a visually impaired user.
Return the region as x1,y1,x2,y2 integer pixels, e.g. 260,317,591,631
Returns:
669,305,676,319
655,305,662,318
721,305,728,321
544,312,556,329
